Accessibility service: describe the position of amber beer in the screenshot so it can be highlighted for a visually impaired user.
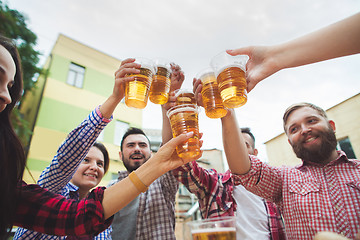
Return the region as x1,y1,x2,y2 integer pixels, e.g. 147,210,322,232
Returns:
210,52,249,109
149,62,171,104
198,70,227,119
125,58,156,109
216,66,247,108
191,227,236,240
166,104,201,160
174,89,196,106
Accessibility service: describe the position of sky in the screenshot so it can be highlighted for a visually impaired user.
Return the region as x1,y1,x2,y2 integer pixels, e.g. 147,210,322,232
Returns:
7,0,360,163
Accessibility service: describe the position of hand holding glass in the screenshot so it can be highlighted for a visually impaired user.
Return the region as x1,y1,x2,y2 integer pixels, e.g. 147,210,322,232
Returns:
125,58,156,109
167,104,201,160
210,51,248,108
197,68,227,119
149,59,172,105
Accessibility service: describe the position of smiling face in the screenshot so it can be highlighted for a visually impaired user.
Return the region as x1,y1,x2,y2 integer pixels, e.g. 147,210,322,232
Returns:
70,146,105,195
0,45,15,113
285,106,338,165
120,134,152,172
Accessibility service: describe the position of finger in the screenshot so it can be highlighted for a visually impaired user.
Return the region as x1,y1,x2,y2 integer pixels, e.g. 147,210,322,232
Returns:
171,132,194,146
193,78,204,106
115,75,135,83
178,71,185,82
120,62,141,70
117,67,140,78
199,132,203,139
120,58,136,65
170,63,181,72
226,47,252,56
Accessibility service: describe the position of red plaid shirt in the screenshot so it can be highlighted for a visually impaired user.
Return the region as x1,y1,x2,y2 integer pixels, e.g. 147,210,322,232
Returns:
14,181,113,237
173,161,287,239
233,151,360,240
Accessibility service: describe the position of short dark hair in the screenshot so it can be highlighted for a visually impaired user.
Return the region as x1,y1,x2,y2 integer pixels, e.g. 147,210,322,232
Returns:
93,142,110,173
120,127,150,151
283,102,328,133
241,127,255,148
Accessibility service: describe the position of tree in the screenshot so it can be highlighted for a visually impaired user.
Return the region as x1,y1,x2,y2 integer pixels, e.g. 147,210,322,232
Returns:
0,0,43,148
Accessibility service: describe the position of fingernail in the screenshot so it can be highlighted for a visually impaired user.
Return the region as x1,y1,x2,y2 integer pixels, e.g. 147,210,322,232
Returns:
186,132,194,137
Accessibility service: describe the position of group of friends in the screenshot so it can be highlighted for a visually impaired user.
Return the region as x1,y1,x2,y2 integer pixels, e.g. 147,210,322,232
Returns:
0,12,359,240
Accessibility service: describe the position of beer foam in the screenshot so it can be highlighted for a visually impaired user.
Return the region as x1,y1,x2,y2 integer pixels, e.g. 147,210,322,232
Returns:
218,64,245,73
156,64,171,71
167,105,198,118
191,227,236,234
198,72,215,81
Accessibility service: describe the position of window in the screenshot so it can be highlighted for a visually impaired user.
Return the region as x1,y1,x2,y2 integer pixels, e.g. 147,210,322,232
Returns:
67,62,85,88
337,137,356,159
114,121,130,146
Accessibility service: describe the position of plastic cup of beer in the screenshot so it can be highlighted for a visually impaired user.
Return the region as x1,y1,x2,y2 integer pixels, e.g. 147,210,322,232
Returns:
149,59,172,105
166,104,201,160
174,89,196,106
197,68,227,119
210,51,249,108
125,57,156,109
187,216,236,240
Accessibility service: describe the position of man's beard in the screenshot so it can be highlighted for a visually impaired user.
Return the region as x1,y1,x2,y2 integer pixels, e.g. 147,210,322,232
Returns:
122,153,150,172
291,124,337,165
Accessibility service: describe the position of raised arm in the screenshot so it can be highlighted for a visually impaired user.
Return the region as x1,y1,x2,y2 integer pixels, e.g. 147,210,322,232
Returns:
221,109,250,174
193,77,250,174
161,63,185,144
227,12,360,92
37,58,140,193
102,132,199,219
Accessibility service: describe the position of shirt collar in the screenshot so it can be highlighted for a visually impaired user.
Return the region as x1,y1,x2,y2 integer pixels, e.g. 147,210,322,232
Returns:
117,170,130,179
68,181,79,192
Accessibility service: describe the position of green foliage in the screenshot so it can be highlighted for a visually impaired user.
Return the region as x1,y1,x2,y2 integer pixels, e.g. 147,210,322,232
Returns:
0,1,43,148
0,0,43,94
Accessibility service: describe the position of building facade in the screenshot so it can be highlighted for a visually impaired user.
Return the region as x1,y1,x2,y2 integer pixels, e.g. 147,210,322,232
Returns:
265,93,360,167
20,34,142,185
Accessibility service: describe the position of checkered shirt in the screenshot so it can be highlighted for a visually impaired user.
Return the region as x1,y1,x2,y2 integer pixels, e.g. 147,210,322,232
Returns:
14,106,112,239
172,161,287,240
233,151,360,240
97,171,179,240
14,181,112,237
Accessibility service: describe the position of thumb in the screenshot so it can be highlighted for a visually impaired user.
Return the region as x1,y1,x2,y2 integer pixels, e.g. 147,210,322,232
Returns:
170,132,194,147
226,47,252,56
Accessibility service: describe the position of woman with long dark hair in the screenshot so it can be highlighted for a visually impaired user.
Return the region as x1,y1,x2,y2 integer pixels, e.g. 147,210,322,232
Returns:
0,34,27,239
0,35,202,239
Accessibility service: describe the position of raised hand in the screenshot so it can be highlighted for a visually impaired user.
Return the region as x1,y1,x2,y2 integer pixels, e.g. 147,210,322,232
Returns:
113,58,141,100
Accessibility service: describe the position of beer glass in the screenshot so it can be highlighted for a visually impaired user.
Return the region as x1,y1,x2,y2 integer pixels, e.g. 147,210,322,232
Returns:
174,89,196,106
166,104,201,160
125,58,156,109
210,51,249,108
149,59,172,105
187,216,236,240
197,68,227,119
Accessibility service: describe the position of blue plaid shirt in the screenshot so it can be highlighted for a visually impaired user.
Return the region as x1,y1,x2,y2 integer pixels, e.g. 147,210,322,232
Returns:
14,106,112,240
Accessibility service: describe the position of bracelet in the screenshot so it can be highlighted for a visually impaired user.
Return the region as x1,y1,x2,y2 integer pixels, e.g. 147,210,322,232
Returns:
129,171,148,193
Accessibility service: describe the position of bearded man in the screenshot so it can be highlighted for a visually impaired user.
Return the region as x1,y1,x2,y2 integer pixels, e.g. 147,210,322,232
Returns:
98,127,179,240
222,102,360,240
